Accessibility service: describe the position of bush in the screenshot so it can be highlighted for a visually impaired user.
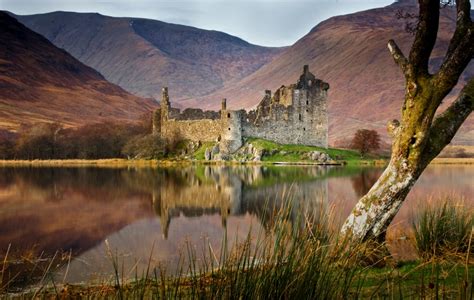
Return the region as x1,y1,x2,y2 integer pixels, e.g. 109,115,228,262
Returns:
122,134,165,159
14,123,62,159
412,201,473,258
0,130,16,159
9,121,151,160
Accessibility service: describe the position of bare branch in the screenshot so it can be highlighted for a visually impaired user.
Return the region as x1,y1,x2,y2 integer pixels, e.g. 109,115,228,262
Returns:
435,24,474,95
387,39,409,76
425,78,474,162
409,0,440,75
444,0,472,63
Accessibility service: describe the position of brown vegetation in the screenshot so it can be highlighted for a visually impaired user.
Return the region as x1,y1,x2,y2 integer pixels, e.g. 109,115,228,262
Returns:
0,120,161,160
350,129,381,156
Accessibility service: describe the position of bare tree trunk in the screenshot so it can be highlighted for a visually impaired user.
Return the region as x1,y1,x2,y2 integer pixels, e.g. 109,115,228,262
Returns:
341,0,474,243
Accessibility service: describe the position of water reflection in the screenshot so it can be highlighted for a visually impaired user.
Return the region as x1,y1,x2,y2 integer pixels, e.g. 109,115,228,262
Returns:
0,164,472,284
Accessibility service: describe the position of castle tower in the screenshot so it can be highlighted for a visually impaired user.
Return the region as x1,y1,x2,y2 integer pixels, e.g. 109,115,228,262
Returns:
161,87,170,122
152,109,161,135
220,110,242,154
221,98,227,119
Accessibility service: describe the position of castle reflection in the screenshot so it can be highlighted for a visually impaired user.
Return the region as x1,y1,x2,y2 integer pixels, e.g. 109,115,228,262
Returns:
148,166,330,239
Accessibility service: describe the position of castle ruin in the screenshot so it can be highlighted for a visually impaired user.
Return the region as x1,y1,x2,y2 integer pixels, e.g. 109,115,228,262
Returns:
153,65,329,154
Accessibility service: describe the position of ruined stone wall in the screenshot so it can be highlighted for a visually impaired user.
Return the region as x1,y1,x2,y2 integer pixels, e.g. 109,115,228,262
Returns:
157,65,328,150
242,86,328,147
161,119,222,142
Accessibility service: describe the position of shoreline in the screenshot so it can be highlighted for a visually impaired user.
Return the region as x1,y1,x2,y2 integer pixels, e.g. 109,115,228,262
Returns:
0,157,472,168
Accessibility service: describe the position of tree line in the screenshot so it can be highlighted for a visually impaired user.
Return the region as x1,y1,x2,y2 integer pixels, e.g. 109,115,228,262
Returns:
0,114,170,160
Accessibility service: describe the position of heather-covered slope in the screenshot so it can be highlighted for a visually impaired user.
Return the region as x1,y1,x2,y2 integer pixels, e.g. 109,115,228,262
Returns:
15,11,283,102
194,2,473,145
0,12,157,130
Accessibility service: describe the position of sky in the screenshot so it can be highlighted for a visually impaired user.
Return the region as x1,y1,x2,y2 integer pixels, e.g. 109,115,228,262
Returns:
2,0,397,46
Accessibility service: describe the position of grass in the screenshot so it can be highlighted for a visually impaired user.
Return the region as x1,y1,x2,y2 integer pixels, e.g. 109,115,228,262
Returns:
413,200,474,259
431,157,474,164
244,138,380,164
192,141,217,160
2,199,473,299
0,138,386,166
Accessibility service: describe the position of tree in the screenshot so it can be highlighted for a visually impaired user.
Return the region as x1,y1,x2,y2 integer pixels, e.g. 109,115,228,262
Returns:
122,134,165,159
342,0,473,243
351,129,381,156
15,123,62,159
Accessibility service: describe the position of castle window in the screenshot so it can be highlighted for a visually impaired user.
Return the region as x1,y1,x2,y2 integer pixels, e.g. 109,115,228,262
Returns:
306,109,309,112
228,128,231,131
298,114,302,121
227,113,231,118
306,100,309,105
303,127,306,131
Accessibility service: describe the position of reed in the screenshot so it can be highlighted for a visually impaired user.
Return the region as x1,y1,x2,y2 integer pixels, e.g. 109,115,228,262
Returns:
2,198,473,298
412,200,473,259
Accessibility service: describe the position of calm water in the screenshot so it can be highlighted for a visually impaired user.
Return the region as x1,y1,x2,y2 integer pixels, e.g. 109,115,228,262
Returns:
0,165,472,284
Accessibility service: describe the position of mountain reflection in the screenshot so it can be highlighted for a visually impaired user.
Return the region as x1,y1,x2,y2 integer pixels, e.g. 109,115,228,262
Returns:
0,166,330,256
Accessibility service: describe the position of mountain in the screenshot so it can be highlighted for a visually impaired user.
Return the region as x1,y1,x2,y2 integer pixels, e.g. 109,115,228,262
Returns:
14,11,283,103
0,11,157,131
189,2,473,145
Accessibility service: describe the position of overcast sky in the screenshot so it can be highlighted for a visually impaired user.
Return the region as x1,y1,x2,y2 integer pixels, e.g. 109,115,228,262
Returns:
2,0,399,46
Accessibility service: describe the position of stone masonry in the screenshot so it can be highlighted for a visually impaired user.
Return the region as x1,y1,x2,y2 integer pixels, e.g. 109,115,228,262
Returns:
153,65,329,154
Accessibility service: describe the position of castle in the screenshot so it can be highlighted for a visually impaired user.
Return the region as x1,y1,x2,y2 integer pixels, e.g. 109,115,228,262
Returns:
153,65,329,154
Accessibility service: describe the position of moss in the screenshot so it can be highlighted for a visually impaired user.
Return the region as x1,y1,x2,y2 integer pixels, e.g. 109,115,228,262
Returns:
246,138,372,163
192,142,216,160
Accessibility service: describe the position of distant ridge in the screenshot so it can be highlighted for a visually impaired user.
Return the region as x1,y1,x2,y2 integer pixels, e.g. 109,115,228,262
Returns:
14,11,284,102
191,2,473,145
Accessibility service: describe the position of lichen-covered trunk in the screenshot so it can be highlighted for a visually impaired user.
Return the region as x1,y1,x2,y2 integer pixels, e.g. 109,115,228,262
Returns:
340,158,418,242
341,78,473,242
340,0,473,244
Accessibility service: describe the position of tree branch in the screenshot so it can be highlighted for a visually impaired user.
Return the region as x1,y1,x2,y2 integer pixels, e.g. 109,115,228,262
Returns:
388,39,409,77
435,23,474,95
424,78,474,162
445,0,472,57
409,0,440,75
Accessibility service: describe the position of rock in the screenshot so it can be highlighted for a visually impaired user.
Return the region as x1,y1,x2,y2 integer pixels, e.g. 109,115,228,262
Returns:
214,153,229,161
247,143,254,154
318,153,329,162
204,148,211,161
212,144,220,155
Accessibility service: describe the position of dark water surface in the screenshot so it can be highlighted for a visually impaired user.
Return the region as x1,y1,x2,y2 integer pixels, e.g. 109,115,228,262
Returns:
0,165,472,284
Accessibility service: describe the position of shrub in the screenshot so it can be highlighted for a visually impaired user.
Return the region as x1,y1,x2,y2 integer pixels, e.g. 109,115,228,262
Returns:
14,123,62,159
412,200,473,258
122,134,165,159
0,130,16,159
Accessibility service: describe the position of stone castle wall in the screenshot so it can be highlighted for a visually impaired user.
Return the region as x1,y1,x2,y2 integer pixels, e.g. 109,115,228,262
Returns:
161,119,222,142
155,65,329,152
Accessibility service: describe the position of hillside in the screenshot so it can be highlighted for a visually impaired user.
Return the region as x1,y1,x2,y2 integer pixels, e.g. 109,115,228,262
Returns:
15,11,283,103
191,2,473,145
0,12,157,130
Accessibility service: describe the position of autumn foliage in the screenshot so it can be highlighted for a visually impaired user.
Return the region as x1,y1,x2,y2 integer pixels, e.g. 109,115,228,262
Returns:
0,113,167,159
350,129,381,156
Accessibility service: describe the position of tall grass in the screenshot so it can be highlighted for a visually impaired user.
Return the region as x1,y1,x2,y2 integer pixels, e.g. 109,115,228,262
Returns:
2,198,474,298
412,200,474,259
